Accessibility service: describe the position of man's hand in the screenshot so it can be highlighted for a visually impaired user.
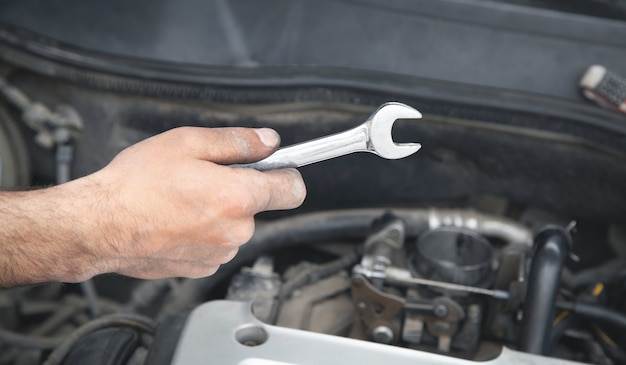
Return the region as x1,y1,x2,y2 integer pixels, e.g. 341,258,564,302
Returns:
0,127,306,286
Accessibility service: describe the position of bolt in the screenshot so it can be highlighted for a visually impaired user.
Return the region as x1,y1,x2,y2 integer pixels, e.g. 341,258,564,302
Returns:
433,303,449,318
357,302,366,310
372,326,394,344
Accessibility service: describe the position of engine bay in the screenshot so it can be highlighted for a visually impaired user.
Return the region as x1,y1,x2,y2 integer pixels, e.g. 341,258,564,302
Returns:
1,65,626,365
1,206,625,364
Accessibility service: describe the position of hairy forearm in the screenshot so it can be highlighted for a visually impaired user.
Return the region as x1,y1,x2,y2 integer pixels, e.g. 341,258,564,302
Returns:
0,127,305,286
0,179,108,287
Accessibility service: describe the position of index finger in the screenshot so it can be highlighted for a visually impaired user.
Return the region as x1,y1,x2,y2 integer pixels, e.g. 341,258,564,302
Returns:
164,127,281,164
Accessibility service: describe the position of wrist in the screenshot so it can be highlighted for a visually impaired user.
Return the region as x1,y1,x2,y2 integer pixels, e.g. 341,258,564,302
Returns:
51,175,120,281
0,178,112,285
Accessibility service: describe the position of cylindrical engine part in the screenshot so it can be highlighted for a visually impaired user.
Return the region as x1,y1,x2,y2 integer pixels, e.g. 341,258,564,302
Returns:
411,227,494,287
519,226,570,355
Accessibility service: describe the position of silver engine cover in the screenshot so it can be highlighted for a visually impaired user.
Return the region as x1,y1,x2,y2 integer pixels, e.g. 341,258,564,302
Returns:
172,301,583,365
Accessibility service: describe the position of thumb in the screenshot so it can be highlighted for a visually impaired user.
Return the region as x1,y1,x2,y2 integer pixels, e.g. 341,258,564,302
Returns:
176,127,281,164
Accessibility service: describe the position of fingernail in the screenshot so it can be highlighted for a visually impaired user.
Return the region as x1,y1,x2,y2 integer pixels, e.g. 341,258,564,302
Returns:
254,128,280,147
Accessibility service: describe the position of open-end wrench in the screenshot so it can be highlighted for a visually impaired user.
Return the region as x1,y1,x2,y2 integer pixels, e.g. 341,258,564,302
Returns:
237,102,422,171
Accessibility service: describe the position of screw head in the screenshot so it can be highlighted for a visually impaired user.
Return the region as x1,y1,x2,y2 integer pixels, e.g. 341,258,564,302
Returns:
434,303,449,318
372,326,394,344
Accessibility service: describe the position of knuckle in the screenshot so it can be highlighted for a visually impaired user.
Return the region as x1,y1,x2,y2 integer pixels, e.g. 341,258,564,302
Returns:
252,176,273,211
220,248,239,264
168,126,192,138
170,127,201,150
229,179,267,216
225,128,252,157
226,190,255,217
233,219,256,244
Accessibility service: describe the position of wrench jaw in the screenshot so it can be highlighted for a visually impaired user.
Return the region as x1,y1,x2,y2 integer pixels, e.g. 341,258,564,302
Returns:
367,102,423,160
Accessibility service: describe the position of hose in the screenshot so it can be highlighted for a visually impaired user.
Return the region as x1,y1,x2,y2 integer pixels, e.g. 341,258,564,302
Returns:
567,256,626,291
556,301,626,331
158,208,531,318
42,313,156,365
519,226,571,355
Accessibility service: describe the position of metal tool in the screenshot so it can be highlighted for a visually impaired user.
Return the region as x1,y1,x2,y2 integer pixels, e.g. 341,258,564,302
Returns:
237,102,422,171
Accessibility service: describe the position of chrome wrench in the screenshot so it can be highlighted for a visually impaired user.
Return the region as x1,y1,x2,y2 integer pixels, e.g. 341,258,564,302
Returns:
237,102,422,171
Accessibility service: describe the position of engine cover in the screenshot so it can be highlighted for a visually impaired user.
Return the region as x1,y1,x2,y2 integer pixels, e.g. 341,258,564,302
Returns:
171,301,583,365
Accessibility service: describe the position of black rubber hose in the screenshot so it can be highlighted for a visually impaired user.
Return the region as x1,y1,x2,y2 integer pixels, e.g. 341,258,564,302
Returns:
519,226,571,355
42,313,156,365
0,312,155,355
143,309,192,365
568,256,626,291
556,301,626,331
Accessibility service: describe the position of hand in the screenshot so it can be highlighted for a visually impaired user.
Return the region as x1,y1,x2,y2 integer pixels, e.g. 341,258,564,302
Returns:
67,127,306,280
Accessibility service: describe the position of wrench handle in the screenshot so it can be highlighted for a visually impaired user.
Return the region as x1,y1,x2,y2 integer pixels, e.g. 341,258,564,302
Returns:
234,125,369,171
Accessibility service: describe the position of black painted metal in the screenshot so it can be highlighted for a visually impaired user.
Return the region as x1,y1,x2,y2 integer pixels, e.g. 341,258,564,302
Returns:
1,0,626,102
